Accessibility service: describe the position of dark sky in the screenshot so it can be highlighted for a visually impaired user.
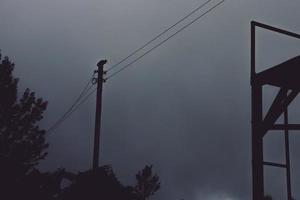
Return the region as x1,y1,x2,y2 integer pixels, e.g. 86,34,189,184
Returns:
1,0,300,199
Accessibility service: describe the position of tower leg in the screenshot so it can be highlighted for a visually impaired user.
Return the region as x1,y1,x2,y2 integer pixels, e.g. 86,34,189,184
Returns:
284,105,292,200
252,84,264,200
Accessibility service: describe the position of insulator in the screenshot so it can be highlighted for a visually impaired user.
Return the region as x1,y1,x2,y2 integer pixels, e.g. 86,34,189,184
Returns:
92,77,98,85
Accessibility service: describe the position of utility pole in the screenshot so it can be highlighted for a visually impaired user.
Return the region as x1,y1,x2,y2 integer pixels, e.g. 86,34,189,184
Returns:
93,59,107,170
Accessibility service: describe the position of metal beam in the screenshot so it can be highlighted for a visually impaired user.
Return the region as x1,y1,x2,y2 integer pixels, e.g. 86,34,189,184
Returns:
263,88,288,127
271,124,300,130
252,21,300,39
284,106,293,200
263,90,299,136
251,21,256,80
251,84,264,200
263,161,286,168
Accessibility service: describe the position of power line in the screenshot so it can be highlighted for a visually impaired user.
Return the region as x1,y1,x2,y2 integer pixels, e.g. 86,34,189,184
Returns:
46,80,92,133
105,0,213,73
48,88,97,136
47,87,97,136
105,0,224,80
46,78,94,134
44,0,224,136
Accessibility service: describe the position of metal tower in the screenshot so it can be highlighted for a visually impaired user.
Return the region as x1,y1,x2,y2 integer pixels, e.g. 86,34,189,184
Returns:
251,21,300,200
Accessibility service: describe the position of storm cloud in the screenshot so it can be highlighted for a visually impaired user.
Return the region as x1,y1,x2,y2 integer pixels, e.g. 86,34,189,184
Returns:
1,0,300,199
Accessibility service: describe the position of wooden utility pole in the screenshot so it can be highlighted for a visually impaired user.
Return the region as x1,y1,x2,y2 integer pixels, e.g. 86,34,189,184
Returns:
93,59,107,170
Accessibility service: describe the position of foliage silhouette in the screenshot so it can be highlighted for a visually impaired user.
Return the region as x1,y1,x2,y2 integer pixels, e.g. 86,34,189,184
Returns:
134,165,161,200
0,53,48,170
59,165,161,200
2,166,65,200
0,51,61,200
60,165,136,200
60,165,161,200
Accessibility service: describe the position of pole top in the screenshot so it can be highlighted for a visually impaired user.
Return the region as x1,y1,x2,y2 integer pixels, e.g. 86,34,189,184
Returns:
97,60,107,68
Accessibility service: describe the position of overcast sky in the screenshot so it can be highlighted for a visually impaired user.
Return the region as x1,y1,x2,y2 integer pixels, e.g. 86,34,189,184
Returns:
1,0,300,199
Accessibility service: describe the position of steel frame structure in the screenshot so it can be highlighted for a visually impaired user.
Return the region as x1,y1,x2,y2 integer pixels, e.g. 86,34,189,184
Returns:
251,21,300,200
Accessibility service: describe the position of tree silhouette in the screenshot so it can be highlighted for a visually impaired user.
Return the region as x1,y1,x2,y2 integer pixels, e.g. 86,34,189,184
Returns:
134,165,160,200
60,165,161,200
0,52,48,170
60,165,135,200
15,168,66,200
0,52,51,200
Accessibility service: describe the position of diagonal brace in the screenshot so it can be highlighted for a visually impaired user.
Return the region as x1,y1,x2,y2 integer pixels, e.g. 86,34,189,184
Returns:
262,90,299,136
